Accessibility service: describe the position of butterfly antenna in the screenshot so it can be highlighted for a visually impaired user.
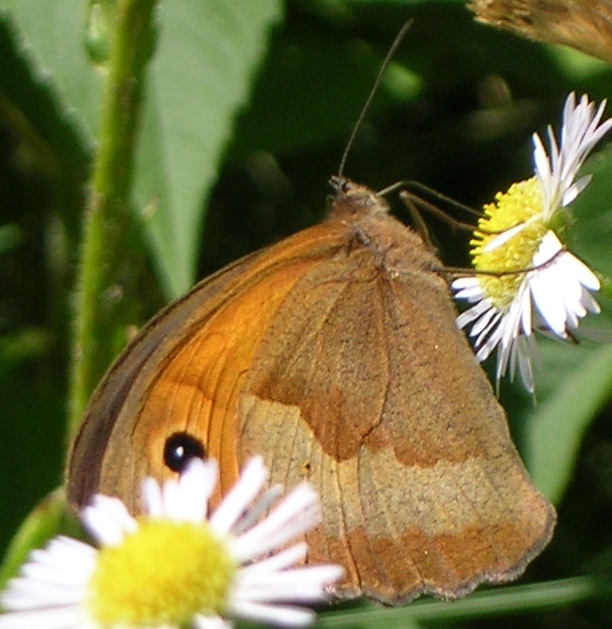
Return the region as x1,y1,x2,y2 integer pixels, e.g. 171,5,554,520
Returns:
337,19,413,178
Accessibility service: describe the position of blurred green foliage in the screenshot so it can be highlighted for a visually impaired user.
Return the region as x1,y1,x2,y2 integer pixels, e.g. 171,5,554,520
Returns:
1,0,612,626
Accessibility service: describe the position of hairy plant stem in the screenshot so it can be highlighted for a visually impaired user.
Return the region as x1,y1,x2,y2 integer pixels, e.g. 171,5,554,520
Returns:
68,0,157,439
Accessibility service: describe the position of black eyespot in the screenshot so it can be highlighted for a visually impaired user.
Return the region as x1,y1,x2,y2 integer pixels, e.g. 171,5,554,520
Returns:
163,432,206,473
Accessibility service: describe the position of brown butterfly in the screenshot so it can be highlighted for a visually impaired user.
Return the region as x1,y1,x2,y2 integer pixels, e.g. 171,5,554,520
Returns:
67,175,555,604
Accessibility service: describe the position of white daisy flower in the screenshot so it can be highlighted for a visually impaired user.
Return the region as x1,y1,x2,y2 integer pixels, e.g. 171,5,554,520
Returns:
0,456,343,629
452,93,611,393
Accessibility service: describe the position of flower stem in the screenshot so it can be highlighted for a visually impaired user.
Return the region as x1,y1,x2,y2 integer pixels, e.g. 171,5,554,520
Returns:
317,574,612,626
68,0,157,439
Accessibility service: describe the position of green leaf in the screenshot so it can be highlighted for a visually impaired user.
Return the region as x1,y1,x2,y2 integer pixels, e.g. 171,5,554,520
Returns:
135,0,284,298
0,0,103,149
523,342,612,504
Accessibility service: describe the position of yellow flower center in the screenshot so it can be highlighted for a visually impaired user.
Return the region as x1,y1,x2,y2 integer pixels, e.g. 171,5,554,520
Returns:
87,519,237,627
471,177,548,307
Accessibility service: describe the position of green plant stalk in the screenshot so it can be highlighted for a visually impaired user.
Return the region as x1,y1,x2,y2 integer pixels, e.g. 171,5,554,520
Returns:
317,574,612,627
68,0,157,439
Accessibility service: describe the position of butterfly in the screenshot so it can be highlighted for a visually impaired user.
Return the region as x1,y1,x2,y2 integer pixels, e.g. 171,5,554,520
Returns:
67,175,555,603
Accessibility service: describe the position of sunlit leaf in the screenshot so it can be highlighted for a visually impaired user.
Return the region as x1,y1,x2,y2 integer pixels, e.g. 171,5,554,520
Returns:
135,0,283,297
0,0,103,149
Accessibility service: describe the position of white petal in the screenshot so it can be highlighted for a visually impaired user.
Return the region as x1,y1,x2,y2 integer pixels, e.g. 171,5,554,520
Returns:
231,485,284,536
529,232,601,338
566,253,601,290
173,458,218,522
533,131,551,183
531,277,568,336
142,476,164,518
472,308,504,348
231,484,319,563
0,606,90,629
229,600,316,628
533,92,612,220
193,614,232,629
470,303,499,337
160,474,182,519
238,543,308,578
1,537,95,615
483,220,531,252
209,456,268,535
562,174,591,206
456,298,492,330
82,494,137,546
26,538,96,584
456,287,486,303
451,276,481,292
156,458,218,522
2,581,85,608
236,566,344,601
511,335,536,394
580,286,601,314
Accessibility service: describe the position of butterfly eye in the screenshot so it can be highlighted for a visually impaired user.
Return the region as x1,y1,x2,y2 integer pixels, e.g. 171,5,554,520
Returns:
163,432,206,473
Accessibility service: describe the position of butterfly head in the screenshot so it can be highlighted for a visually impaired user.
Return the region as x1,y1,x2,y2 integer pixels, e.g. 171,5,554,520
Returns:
328,176,390,219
